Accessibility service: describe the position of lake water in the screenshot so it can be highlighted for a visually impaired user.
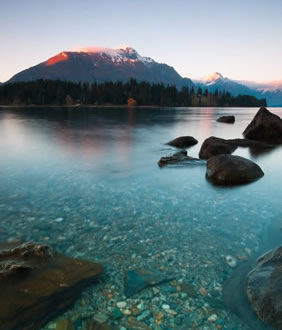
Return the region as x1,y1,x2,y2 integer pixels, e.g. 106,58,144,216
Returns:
0,106,281,329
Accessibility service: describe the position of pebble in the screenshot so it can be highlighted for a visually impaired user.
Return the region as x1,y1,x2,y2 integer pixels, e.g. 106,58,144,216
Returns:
208,314,218,322
137,310,151,321
225,255,237,268
162,304,170,310
117,301,127,309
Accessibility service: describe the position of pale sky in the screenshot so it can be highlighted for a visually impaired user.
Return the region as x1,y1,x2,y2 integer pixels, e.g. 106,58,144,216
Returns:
0,0,281,83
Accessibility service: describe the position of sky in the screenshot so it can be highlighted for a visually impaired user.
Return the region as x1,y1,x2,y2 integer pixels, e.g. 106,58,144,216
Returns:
0,0,282,83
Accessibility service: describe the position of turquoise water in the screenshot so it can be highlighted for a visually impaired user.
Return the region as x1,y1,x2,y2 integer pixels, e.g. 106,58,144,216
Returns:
0,106,281,329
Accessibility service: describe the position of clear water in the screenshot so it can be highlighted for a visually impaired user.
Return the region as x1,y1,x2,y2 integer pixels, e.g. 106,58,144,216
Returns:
0,106,281,329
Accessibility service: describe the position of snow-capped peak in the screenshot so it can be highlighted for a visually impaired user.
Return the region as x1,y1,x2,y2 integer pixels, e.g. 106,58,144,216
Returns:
70,46,154,64
204,72,224,82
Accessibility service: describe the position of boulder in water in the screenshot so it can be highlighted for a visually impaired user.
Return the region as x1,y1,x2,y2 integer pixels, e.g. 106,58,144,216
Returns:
199,136,237,159
216,115,235,124
167,136,198,148
243,107,282,143
206,154,264,185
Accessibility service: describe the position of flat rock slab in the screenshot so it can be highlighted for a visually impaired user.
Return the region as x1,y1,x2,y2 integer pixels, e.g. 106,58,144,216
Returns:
0,242,103,330
166,136,198,148
124,268,173,297
246,246,282,329
206,154,264,185
216,115,235,124
158,150,204,167
243,107,282,143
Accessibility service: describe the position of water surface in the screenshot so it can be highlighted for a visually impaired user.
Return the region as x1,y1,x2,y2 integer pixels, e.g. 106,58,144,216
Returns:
0,106,281,329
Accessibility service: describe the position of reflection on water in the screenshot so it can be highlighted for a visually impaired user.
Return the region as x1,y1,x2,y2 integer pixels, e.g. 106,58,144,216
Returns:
0,106,281,329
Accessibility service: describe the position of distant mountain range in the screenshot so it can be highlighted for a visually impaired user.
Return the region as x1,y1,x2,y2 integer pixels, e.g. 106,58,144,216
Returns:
4,47,282,106
195,72,282,106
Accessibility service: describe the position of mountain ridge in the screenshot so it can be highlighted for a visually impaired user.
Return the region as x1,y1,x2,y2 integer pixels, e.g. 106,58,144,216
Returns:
4,47,282,106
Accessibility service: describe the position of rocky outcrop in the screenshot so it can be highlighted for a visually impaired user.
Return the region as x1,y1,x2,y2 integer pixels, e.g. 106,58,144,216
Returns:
158,150,202,167
243,107,282,143
246,246,282,329
199,137,237,159
216,115,235,124
206,154,264,185
0,242,103,330
167,136,198,148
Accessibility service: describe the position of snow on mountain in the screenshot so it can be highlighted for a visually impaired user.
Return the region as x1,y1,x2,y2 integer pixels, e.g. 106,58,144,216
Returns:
197,72,257,96
71,46,154,65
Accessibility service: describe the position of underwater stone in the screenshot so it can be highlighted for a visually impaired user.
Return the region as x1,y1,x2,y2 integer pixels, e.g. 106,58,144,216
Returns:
0,241,103,330
124,268,173,297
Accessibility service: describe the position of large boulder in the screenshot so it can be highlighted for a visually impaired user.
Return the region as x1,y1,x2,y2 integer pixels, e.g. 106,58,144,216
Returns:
167,136,198,148
243,107,282,143
246,246,282,329
216,115,235,124
199,136,237,159
206,154,264,185
0,242,103,330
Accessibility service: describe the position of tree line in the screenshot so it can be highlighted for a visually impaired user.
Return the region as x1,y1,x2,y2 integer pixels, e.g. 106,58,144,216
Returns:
0,79,267,107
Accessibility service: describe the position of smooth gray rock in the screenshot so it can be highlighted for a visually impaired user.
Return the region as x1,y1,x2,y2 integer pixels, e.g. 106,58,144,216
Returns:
206,154,264,185
216,115,235,124
167,136,198,148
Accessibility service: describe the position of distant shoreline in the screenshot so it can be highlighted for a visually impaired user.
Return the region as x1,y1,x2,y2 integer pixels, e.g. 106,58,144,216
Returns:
1,104,280,108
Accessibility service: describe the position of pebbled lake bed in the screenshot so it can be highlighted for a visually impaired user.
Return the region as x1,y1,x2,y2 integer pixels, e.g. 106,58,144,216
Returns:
0,106,281,330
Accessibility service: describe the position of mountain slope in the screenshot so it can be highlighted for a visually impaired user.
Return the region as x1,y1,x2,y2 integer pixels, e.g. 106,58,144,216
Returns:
8,47,193,88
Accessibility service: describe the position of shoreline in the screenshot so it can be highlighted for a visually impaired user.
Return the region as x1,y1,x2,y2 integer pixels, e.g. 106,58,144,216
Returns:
0,104,279,109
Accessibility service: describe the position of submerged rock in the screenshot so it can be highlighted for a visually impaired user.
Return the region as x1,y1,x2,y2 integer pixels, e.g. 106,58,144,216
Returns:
243,107,282,143
199,136,237,159
166,136,198,148
158,150,203,167
216,115,235,124
206,154,264,185
246,246,282,329
124,268,173,297
0,242,103,330
223,261,268,330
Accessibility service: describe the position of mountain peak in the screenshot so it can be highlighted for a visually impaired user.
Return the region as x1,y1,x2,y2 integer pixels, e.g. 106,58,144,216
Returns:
204,72,224,82
69,46,154,64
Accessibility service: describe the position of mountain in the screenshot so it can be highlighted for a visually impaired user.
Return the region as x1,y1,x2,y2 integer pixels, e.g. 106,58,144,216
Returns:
196,72,259,97
196,72,282,106
7,46,193,88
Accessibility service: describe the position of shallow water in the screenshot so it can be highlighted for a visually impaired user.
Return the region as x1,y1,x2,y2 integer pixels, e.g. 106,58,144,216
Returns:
0,106,281,329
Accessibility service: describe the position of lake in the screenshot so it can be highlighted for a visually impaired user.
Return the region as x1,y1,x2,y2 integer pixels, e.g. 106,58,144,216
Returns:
0,106,281,329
